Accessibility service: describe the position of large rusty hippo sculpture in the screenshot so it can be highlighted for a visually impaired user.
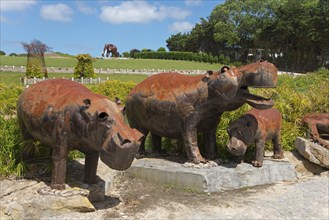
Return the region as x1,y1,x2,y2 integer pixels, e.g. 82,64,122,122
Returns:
302,113,329,149
125,60,278,164
17,79,143,189
226,108,284,167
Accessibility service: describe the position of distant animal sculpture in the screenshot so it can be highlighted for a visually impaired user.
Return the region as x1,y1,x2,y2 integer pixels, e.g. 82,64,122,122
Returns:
226,108,284,167
126,60,278,164
302,113,329,149
102,44,119,57
17,79,143,189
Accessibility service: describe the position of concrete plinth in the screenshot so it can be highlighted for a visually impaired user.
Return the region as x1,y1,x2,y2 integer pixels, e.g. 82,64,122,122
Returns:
126,158,297,193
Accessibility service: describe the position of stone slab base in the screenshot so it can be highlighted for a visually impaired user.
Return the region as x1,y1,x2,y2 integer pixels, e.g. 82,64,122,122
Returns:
126,158,297,193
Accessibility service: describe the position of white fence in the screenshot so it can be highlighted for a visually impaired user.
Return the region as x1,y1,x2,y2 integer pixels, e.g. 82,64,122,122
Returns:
22,77,109,86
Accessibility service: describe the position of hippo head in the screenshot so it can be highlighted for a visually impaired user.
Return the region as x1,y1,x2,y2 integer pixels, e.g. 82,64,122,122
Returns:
202,67,239,101
234,60,278,110
75,98,143,171
226,114,258,157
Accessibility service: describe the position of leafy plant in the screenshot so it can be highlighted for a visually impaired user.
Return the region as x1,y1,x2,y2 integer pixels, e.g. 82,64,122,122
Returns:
74,54,96,78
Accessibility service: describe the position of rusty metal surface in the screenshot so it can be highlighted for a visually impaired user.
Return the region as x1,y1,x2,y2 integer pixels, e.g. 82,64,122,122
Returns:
126,61,278,164
227,108,283,167
302,113,329,149
238,60,278,88
17,79,143,189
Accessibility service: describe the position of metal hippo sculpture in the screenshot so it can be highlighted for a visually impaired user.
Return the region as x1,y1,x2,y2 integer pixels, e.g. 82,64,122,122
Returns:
17,79,143,189
125,60,278,164
302,113,329,149
101,43,119,57
226,108,284,167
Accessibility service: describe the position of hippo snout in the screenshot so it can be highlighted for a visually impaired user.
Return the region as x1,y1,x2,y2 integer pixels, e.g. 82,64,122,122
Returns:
226,137,247,157
100,130,143,171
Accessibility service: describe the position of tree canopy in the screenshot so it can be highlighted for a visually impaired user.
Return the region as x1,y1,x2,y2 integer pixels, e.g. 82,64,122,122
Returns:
166,0,329,72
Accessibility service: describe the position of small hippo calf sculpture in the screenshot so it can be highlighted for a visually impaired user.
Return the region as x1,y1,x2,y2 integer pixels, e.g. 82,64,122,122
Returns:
17,79,143,189
226,108,284,167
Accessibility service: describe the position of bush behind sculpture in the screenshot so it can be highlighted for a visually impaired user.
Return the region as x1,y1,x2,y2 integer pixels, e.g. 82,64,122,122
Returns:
26,59,44,78
74,54,95,78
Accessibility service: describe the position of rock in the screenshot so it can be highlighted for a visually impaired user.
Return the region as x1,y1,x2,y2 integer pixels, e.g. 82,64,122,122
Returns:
295,137,329,169
126,157,297,193
0,179,95,220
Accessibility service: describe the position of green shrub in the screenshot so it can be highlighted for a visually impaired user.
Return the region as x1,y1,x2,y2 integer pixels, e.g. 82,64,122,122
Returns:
74,54,95,78
89,80,136,103
0,84,23,115
26,59,43,78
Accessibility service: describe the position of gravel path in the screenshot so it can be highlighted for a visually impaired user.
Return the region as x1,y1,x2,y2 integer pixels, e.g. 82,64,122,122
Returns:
51,172,328,220
135,175,329,220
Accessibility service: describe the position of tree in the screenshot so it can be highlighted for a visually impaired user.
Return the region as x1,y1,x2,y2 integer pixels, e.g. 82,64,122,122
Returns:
74,54,95,78
157,47,166,52
166,33,189,51
129,49,140,58
256,0,328,72
0,51,5,55
22,39,50,78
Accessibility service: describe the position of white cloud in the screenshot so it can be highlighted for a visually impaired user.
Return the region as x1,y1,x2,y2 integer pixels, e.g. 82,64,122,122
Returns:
40,4,73,22
185,0,202,6
100,1,190,24
76,1,97,15
169,21,193,33
0,0,37,11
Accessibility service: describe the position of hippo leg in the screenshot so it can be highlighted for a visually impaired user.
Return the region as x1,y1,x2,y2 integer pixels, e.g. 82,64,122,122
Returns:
272,134,284,159
182,113,206,164
51,120,68,190
83,152,99,184
252,140,265,167
203,129,218,159
151,133,167,156
136,131,148,158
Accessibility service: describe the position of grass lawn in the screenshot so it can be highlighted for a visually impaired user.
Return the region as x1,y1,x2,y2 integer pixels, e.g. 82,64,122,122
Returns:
0,56,222,70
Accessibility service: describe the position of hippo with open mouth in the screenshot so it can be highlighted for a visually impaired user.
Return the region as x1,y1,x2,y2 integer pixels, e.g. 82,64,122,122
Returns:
125,60,278,164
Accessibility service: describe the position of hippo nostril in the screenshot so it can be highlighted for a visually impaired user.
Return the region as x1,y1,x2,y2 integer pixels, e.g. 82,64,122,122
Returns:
117,133,131,145
233,147,237,150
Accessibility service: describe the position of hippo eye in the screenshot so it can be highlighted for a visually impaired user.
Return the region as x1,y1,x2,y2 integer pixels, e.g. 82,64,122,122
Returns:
99,112,109,121
238,130,243,135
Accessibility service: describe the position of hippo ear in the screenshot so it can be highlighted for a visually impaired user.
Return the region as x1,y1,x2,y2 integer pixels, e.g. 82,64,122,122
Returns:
114,97,122,105
220,66,230,73
202,71,213,82
83,99,91,107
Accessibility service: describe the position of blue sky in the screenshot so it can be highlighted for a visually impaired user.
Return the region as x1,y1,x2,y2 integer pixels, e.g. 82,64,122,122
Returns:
0,0,223,57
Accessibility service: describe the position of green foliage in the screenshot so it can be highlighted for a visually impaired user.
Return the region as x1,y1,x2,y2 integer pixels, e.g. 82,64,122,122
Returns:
164,0,328,72
26,58,43,78
89,80,136,103
0,83,23,115
0,51,6,55
157,47,166,52
134,51,228,64
74,54,96,78
0,116,26,177
9,53,17,57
